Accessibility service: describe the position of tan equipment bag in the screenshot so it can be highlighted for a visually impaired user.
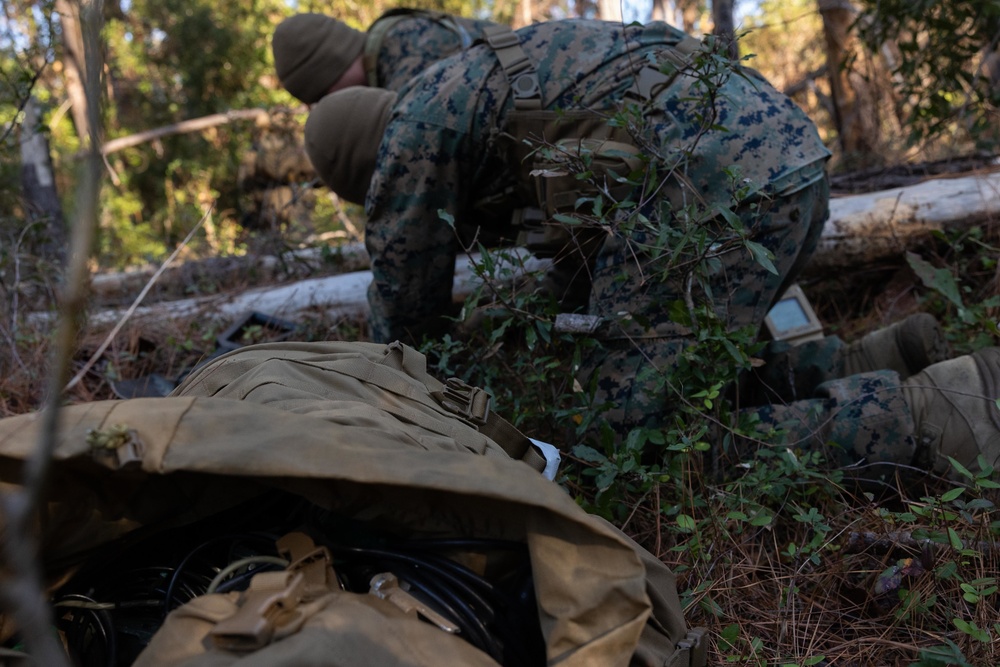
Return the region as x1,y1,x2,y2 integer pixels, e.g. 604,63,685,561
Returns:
0,340,706,666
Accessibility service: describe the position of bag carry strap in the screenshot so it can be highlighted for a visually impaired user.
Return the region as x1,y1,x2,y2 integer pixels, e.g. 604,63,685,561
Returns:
175,341,547,473
379,342,548,472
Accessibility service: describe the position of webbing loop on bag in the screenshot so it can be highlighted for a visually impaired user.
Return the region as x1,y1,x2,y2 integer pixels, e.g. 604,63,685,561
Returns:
210,571,305,651
277,532,338,599
369,572,461,634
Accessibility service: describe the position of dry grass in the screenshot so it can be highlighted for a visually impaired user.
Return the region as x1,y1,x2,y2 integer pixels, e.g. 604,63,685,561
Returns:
645,476,1000,665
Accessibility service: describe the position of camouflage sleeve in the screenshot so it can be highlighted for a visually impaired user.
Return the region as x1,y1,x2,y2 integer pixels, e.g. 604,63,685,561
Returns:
364,120,471,344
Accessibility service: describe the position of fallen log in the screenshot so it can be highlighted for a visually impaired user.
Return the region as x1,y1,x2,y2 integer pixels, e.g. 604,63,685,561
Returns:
64,170,1000,331
806,169,1000,274
89,241,369,307
79,253,504,329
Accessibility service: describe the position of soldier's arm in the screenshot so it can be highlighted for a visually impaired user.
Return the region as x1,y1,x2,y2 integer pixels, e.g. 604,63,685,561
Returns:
364,121,470,344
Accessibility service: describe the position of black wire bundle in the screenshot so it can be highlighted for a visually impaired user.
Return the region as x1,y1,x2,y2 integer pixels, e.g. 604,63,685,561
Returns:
54,594,117,667
325,538,546,666
42,495,546,667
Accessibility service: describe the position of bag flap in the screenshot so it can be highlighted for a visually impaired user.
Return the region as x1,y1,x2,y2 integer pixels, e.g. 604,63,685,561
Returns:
0,394,688,665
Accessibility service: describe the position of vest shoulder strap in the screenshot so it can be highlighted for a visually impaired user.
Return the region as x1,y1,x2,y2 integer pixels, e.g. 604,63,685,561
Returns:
481,24,542,110
363,9,474,87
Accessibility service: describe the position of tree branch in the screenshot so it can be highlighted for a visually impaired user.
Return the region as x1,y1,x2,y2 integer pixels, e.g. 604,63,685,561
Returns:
100,108,301,155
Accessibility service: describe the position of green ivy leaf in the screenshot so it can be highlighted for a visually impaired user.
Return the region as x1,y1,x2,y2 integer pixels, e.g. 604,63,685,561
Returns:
572,445,607,463
906,252,964,308
940,487,964,502
947,527,964,550
552,213,583,225
947,456,974,481
745,240,778,275
676,514,696,532
952,617,990,642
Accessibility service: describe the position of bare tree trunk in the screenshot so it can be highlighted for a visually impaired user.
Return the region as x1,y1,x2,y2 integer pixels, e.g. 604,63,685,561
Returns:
818,0,879,160
678,0,699,34
711,0,738,59
597,0,622,22
19,97,66,264
55,0,89,142
650,0,669,21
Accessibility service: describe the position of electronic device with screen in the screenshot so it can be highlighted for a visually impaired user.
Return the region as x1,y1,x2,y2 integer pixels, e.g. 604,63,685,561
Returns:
764,284,824,345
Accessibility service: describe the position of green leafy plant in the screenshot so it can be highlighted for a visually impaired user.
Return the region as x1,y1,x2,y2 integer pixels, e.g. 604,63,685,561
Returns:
855,0,1000,148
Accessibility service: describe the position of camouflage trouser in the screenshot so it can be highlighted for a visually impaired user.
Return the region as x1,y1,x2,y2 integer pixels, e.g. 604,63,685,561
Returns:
580,175,830,435
743,335,850,405
582,335,919,470
750,369,918,469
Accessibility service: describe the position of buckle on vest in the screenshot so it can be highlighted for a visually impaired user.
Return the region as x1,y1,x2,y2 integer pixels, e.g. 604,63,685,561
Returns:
512,72,541,109
439,377,491,426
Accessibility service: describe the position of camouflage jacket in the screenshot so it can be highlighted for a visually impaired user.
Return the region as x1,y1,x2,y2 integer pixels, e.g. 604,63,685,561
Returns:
368,10,498,91
363,19,831,343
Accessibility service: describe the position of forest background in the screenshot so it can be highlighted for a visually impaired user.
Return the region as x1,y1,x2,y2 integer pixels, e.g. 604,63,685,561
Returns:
1,0,1000,665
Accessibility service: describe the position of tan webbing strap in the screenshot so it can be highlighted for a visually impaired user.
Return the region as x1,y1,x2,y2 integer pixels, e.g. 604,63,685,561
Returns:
325,356,489,442
625,34,702,102
380,343,547,472
482,24,541,110
319,349,544,471
177,342,546,472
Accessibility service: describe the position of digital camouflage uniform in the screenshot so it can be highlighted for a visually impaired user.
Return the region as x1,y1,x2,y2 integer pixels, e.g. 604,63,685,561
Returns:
364,19,832,340
366,11,497,91
356,19,943,471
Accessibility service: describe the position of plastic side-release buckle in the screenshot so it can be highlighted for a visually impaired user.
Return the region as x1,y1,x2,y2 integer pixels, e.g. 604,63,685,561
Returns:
438,377,491,426
676,627,709,667
210,571,305,651
511,72,541,108
277,532,338,600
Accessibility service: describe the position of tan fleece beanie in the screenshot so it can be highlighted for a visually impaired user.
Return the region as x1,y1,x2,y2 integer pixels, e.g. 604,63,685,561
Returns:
273,13,366,104
304,87,397,205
